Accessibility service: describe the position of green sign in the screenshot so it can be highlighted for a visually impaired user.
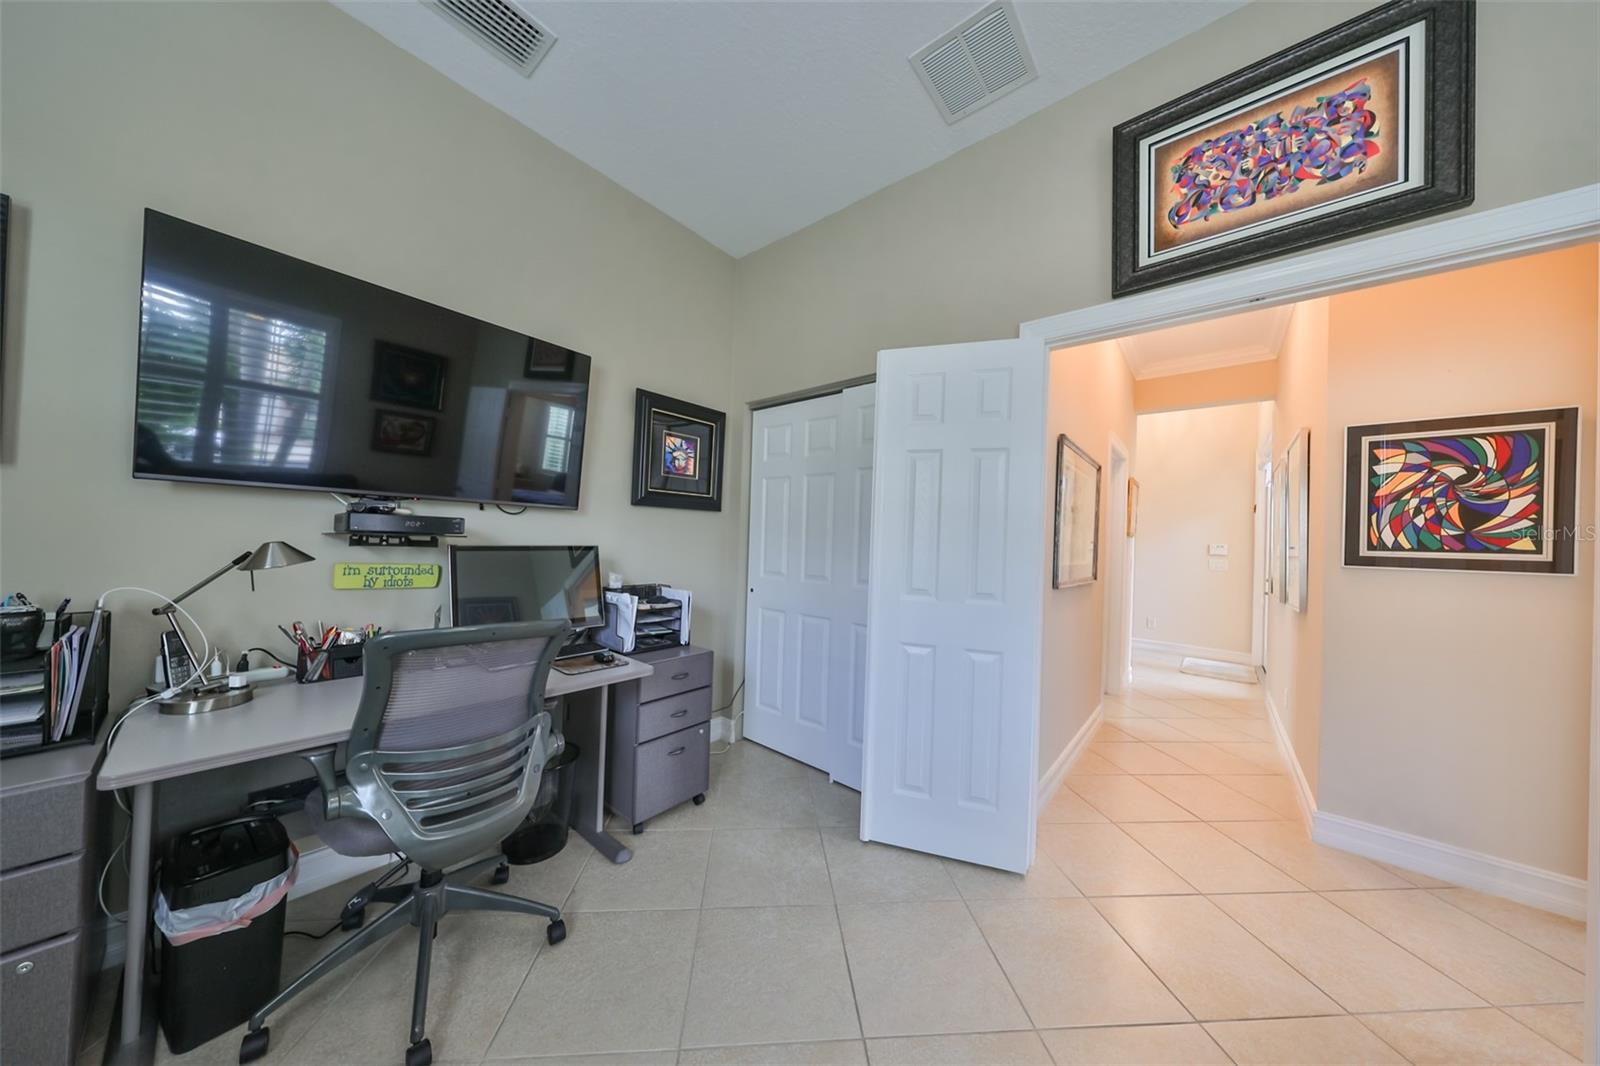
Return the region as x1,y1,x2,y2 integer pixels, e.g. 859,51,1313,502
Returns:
333,562,441,590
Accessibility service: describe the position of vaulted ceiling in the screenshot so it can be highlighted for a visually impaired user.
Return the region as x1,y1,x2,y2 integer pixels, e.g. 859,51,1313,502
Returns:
335,1,1244,257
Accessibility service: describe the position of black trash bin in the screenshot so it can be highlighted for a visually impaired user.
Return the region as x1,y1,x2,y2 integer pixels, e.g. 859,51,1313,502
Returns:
158,816,291,1054
500,741,581,866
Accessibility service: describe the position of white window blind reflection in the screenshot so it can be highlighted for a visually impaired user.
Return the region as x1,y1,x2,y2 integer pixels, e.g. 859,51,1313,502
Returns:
541,404,574,474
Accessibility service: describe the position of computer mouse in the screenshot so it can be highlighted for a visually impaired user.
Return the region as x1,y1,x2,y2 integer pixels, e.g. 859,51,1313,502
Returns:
594,650,615,664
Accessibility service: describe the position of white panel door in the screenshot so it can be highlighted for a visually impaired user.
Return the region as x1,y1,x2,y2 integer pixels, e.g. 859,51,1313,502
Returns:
861,338,1047,873
828,382,875,789
745,392,848,772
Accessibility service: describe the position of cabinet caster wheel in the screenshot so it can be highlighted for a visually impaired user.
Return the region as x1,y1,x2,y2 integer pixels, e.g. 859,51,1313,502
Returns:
546,919,567,946
491,863,510,885
405,1038,432,1066
692,793,706,805
632,822,645,835
239,1027,270,1063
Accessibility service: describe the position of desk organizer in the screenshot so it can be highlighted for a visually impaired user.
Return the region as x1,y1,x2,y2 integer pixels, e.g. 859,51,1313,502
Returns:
295,642,364,684
0,611,111,760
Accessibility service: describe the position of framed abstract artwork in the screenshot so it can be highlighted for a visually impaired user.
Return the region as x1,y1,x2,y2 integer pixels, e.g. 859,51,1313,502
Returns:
370,341,446,410
1343,407,1579,574
1052,434,1101,589
1285,430,1311,611
1111,0,1474,296
631,389,725,511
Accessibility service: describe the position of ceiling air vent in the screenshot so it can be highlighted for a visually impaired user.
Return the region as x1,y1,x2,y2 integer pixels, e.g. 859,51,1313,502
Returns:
427,0,556,78
910,1,1036,124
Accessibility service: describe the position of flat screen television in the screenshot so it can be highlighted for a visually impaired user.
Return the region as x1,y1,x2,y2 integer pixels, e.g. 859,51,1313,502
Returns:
133,209,592,508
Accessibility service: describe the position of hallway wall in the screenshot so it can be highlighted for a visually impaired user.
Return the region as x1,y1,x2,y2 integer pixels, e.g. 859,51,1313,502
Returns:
1317,246,1597,880
1040,340,1136,777
1132,402,1265,659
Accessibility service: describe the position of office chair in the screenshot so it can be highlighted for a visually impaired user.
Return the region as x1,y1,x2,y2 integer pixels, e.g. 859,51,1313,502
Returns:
239,621,574,1066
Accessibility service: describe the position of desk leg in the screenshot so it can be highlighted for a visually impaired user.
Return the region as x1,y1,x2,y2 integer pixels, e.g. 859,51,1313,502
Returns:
563,686,632,865
118,782,154,1048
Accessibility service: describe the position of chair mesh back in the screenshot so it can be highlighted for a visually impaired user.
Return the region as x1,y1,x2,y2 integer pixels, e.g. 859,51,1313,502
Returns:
378,637,548,751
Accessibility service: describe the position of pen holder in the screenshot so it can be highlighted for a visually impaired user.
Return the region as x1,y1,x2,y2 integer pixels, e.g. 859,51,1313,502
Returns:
296,643,365,684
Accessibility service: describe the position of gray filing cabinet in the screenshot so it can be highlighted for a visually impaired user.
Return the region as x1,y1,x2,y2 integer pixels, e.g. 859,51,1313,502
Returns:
606,645,712,833
0,741,100,1066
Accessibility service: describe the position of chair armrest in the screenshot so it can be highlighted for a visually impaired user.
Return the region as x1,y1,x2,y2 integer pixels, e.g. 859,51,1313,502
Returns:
303,748,358,821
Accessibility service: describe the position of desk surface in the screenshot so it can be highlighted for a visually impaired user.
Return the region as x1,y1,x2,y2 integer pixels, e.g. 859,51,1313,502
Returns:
98,655,652,790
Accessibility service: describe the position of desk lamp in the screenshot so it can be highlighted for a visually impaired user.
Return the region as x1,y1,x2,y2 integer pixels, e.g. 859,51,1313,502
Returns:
149,541,314,715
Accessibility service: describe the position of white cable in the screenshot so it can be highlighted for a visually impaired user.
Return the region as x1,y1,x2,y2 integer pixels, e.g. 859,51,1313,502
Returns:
92,586,215,923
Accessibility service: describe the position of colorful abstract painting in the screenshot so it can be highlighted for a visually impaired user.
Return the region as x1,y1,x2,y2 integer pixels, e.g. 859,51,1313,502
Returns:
1344,409,1578,575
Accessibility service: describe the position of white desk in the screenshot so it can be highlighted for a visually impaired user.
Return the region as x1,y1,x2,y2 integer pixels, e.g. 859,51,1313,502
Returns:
97,655,651,1056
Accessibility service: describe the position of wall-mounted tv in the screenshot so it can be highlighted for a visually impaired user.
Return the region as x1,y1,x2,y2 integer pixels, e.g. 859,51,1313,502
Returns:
133,210,592,509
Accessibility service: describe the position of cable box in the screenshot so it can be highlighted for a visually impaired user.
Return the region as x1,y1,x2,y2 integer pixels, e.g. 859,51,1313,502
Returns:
334,511,464,537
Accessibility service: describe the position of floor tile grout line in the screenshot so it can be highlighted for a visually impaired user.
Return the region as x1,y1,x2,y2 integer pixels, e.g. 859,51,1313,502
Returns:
816,823,871,1047
952,893,1041,1032
1422,886,1588,975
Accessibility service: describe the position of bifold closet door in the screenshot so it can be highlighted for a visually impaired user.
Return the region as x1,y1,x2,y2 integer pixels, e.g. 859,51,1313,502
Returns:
744,385,874,787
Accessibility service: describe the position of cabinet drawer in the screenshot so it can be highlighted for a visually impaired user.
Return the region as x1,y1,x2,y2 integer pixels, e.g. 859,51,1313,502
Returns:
633,724,709,823
1,930,82,1066
0,853,84,954
635,687,712,745
0,777,87,871
638,650,712,704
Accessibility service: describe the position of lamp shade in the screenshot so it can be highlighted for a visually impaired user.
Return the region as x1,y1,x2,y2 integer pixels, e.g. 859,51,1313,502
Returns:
240,541,315,572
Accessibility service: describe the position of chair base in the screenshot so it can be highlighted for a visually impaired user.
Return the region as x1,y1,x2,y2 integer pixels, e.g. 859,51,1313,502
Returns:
241,866,562,1063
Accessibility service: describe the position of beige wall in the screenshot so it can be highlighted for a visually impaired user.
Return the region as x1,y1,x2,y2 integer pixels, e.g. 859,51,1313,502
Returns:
1135,361,1278,415
1039,341,1135,775
1317,247,1597,878
1133,402,1264,658
1266,300,1332,797
0,1,740,706
728,0,1600,727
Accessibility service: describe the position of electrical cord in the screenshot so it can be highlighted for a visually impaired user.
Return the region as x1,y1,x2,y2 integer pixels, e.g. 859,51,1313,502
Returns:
285,857,410,940
494,504,529,515
709,679,745,756
247,646,296,669
94,588,214,923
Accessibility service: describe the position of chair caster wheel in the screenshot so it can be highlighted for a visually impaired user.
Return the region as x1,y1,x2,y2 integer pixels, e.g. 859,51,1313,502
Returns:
338,907,365,931
491,863,510,885
546,919,567,946
405,1038,432,1066
692,793,706,805
632,822,645,835
239,1026,270,1063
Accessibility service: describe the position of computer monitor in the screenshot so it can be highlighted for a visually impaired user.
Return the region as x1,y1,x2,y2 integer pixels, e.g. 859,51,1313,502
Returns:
448,546,605,634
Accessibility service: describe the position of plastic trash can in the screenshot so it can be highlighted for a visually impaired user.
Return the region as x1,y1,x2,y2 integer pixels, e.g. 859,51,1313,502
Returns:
157,816,293,1054
500,741,581,866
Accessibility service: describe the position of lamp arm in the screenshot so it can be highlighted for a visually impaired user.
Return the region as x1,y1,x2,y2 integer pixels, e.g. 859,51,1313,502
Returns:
152,551,252,616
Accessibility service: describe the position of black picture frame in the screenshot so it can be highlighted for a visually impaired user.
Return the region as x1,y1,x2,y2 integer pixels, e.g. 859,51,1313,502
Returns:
371,408,437,457
525,338,577,378
631,389,725,511
370,340,447,411
1343,407,1579,575
1112,0,1474,297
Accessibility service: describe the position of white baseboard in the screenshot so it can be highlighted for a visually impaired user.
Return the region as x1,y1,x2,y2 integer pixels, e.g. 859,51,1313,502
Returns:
1262,689,1316,830
1038,701,1103,808
1312,811,1587,920
1132,638,1253,666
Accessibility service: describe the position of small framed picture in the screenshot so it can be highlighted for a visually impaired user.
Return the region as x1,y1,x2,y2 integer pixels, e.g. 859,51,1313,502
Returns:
525,338,577,378
1125,477,1140,537
1053,434,1102,589
632,389,725,511
371,409,436,456
370,341,447,410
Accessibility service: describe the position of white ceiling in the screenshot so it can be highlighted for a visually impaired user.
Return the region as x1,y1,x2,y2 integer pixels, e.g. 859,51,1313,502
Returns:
334,0,1244,257
1117,304,1294,379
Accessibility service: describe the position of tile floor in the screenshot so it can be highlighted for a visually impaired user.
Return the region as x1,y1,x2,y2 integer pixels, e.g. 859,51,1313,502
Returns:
96,652,1587,1066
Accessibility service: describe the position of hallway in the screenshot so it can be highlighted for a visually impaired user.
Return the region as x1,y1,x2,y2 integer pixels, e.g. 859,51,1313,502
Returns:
1034,651,1586,1062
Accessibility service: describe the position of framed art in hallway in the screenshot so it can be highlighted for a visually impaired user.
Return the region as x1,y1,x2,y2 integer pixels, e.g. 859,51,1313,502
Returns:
1125,476,1140,537
1343,407,1580,574
1111,0,1475,296
631,389,725,510
1053,433,1101,589
1285,430,1310,611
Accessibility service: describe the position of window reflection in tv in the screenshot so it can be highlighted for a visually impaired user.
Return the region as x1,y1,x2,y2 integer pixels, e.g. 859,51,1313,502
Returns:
133,210,591,508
